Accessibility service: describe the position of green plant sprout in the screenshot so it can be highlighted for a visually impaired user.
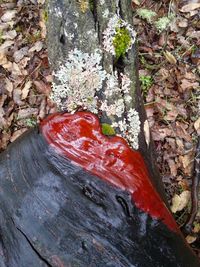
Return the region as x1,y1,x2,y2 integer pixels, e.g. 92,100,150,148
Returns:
139,75,153,98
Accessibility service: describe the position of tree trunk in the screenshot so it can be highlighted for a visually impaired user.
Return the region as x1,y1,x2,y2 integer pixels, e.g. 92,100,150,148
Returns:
47,0,167,201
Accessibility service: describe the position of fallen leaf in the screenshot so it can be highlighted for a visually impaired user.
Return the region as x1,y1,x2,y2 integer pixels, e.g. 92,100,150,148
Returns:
193,223,200,233
171,190,190,213
132,0,140,5
18,108,38,119
38,98,46,119
1,10,16,22
13,88,23,105
29,41,43,53
33,80,51,95
10,128,27,143
5,78,13,94
2,30,17,40
21,81,32,99
180,3,200,13
178,19,188,28
194,117,200,134
168,159,177,177
151,127,173,141
13,47,29,63
11,62,22,76
0,40,14,52
179,151,194,176
38,0,45,4
186,235,197,244
163,51,177,65
180,79,199,92
39,17,47,39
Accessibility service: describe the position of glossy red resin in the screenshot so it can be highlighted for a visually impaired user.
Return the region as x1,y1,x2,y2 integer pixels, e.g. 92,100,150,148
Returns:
40,112,178,232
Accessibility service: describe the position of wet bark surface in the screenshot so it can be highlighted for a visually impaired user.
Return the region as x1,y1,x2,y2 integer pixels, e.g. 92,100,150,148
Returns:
0,128,200,267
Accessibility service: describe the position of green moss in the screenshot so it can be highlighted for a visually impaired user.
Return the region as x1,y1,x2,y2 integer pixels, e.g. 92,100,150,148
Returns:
113,27,131,59
42,9,48,22
0,30,3,45
101,123,116,136
89,0,94,12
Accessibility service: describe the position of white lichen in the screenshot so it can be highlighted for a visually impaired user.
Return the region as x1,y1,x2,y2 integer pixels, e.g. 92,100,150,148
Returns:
100,0,105,5
102,9,109,18
50,48,106,113
103,14,136,56
51,16,140,149
100,73,140,149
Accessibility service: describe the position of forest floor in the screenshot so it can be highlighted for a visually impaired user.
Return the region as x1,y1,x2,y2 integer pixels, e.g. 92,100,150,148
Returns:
0,0,199,256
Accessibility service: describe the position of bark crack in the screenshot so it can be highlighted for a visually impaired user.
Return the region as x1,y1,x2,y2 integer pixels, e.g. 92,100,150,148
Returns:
16,227,52,267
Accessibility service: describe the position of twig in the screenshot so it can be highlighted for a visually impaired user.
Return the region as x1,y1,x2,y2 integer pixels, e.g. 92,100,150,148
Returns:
184,137,200,233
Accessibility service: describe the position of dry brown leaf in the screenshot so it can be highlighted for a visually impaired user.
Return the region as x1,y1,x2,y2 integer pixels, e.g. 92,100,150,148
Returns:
38,98,46,120
38,0,45,4
18,108,38,120
13,47,29,63
193,223,200,233
21,81,32,100
171,190,190,213
10,128,27,143
132,0,140,5
0,107,6,129
11,62,22,76
163,51,177,65
178,19,188,28
179,151,194,176
194,117,200,134
151,127,172,141
39,19,47,39
180,79,199,91
1,10,16,22
0,40,14,52
168,158,177,177
186,235,197,244
180,3,200,13
45,75,53,83
0,131,11,151
176,122,192,142
2,30,17,40
13,88,23,105
164,110,179,121
33,80,51,95
29,41,43,53
5,78,13,94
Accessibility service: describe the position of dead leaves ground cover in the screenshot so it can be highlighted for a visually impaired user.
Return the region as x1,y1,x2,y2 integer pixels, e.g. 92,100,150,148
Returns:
0,0,199,257
0,0,53,150
132,0,200,253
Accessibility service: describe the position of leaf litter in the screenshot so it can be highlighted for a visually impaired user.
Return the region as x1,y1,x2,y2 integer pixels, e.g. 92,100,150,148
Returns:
133,0,200,252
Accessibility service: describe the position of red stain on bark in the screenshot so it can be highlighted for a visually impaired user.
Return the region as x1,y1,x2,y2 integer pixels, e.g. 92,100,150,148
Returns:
40,112,178,232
